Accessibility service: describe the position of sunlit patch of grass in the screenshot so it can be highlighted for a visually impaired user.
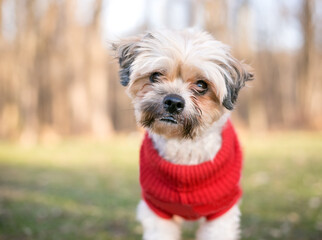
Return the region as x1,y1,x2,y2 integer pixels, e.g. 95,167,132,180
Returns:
240,131,322,240
0,132,321,239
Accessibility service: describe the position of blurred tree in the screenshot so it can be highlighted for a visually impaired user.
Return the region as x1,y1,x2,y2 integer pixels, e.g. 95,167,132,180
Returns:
0,0,2,40
297,0,314,126
203,0,229,43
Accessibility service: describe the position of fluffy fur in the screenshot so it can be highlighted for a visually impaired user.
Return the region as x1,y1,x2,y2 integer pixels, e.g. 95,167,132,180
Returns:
113,29,253,240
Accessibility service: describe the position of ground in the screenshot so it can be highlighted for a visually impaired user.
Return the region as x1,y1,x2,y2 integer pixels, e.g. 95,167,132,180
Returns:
0,131,321,240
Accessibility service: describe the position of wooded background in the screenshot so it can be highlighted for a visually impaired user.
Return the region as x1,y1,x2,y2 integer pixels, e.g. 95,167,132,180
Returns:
0,0,321,142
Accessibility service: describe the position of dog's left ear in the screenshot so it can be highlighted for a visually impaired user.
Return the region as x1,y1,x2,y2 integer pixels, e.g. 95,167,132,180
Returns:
111,37,141,86
222,58,254,110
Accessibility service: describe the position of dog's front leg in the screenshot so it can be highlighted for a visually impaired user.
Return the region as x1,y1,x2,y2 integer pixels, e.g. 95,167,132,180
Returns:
196,205,241,240
137,200,181,240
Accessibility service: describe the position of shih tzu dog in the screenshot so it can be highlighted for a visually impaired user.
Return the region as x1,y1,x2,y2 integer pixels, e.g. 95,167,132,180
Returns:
112,29,253,240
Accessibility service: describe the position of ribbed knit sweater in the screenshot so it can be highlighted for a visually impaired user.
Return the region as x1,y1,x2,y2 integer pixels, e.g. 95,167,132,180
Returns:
139,120,242,221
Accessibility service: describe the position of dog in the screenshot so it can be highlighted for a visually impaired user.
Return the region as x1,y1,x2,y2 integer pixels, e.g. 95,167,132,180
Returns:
112,29,253,240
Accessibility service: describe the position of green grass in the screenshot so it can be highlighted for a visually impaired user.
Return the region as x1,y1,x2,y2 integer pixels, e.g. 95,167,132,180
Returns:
0,132,321,240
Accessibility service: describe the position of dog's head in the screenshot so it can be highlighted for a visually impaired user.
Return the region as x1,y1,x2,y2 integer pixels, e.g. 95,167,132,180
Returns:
112,30,253,139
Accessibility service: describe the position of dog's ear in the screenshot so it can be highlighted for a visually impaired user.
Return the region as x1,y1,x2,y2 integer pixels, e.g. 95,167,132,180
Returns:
222,58,254,110
111,37,141,86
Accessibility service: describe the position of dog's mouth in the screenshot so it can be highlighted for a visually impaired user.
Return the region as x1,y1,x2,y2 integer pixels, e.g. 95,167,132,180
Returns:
159,116,178,124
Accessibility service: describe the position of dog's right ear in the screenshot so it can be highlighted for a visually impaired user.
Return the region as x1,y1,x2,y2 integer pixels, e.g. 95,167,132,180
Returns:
111,37,140,86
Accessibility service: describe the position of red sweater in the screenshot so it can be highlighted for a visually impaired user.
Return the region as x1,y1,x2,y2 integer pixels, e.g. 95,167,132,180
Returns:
139,120,242,221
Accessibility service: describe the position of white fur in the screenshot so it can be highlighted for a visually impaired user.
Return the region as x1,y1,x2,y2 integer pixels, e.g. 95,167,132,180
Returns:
129,29,234,102
196,205,241,240
137,200,182,240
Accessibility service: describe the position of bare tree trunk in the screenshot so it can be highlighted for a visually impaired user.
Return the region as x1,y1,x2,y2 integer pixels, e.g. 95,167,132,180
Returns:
297,0,314,127
86,0,113,138
18,0,40,143
203,0,230,43
0,0,2,40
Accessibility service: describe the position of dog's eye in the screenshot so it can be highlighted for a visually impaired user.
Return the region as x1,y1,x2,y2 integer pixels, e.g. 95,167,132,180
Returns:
195,80,208,95
150,72,163,83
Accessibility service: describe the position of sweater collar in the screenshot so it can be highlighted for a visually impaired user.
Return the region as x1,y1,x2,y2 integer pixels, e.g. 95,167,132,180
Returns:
140,120,241,189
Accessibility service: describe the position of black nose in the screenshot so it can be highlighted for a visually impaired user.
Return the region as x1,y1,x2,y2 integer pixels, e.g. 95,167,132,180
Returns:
163,94,185,114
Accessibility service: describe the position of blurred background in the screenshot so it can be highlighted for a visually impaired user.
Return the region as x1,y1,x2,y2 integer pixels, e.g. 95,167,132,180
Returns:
0,0,321,239
1,0,322,141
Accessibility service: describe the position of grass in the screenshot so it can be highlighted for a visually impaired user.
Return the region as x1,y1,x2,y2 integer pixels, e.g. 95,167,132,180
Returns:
0,131,321,240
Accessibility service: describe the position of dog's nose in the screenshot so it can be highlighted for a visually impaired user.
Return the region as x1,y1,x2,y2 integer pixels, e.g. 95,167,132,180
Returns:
163,94,185,114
